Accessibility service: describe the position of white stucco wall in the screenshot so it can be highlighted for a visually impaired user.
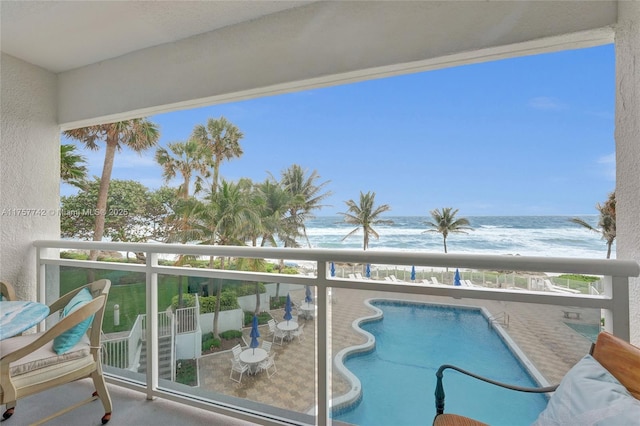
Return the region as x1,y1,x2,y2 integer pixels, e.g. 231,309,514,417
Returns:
615,1,640,345
0,53,59,301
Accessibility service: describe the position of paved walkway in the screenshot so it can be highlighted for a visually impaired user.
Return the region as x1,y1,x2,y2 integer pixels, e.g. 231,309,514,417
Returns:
197,284,597,415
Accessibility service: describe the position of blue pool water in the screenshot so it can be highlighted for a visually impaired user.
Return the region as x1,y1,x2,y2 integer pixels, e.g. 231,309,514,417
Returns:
333,302,548,426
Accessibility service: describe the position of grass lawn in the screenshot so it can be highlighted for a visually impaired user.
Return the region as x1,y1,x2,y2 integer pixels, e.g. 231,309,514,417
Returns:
60,267,181,333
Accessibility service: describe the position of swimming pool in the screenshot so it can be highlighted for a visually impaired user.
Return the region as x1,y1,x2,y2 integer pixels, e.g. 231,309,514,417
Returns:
333,301,548,425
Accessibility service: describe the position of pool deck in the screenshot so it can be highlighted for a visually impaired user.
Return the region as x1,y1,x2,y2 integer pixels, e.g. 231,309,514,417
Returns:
197,285,596,418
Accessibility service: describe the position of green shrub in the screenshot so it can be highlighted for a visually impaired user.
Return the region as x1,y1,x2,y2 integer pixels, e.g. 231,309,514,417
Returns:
199,291,240,314
244,311,273,326
201,332,221,351
60,251,88,260
175,359,197,386
556,274,600,282
270,296,287,309
171,293,196,310
233,282,266,297
220,330,243,340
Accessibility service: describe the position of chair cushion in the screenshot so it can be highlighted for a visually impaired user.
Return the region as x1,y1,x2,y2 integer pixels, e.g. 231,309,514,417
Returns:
532,354,640,426
0,333,90,377
52,287,94,354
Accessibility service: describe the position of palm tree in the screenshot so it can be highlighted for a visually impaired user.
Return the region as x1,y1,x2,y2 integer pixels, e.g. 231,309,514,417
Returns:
63,119,160,260
423,207,473,253
60,144,88,189
184,180,259,338
340,191,393,250
570,191,616,259
155,139,208,199
191,116,244,193
278,164,332,248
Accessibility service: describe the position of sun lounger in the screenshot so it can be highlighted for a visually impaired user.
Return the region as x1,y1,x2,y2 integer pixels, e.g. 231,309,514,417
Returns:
355,273,364,280
431,277,440,284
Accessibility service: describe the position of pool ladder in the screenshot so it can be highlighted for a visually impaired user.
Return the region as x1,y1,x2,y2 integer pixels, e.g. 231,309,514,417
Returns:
488,312,509,328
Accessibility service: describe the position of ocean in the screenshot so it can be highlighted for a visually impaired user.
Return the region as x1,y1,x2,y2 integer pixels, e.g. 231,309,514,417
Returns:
303,215,613,259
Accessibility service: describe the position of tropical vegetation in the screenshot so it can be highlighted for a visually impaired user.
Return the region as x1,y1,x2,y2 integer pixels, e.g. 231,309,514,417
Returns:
340,191,393,250
63,119,160,260
570,191,616,259
423,207,473,253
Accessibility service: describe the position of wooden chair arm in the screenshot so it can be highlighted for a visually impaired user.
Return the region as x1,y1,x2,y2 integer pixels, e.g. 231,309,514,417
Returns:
435,364,558,415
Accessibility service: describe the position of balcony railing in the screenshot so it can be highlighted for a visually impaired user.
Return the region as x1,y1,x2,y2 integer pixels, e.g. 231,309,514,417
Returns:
34,240,640,426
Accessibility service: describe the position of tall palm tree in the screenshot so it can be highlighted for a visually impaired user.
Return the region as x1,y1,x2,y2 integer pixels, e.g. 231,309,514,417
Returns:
423,207,473,253
570,191,616,259
63,119,160,260
60,144,88,189
155,139,208,199
278,164,332,248
340,191,393,250
191,116,244,193
185,180,259,338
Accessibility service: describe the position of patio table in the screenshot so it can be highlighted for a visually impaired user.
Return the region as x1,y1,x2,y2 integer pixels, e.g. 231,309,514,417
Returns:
239,348,268,374
299,303,316,320
276,320,298,341
0,300,49,340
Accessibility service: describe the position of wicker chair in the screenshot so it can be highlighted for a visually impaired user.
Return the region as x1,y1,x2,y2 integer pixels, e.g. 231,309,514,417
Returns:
0,279,112,424
0,281,17,301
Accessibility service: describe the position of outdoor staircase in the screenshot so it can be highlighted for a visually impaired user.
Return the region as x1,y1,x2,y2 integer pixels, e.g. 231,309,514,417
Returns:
137,335,173,380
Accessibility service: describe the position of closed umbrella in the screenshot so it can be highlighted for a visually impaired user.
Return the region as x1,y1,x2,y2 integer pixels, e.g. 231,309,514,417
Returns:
454,268,462,286
250,314,260,354
366,263,371,278
284,293,293,323
305,285,313,303
330,262,336,277
411,266,416,282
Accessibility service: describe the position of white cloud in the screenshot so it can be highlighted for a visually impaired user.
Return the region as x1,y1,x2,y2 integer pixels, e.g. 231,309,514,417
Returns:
597,152,616,181
528,96,566,111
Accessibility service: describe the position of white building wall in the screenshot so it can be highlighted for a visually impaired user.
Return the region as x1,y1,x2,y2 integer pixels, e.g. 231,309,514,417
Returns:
0,54,59,301
615,1,640,345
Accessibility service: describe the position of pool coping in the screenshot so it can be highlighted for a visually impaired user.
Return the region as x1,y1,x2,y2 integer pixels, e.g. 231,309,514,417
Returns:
330,297,551,416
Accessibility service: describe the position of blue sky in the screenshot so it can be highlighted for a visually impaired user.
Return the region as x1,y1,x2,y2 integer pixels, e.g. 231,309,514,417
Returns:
61,44,615,216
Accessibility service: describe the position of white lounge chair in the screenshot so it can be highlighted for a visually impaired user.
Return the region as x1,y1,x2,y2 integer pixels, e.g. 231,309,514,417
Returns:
431,277,440,284
355,273,364,280
267,319,276,338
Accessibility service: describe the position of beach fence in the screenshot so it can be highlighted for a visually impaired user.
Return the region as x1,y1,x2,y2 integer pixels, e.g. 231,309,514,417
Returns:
328,263,601,293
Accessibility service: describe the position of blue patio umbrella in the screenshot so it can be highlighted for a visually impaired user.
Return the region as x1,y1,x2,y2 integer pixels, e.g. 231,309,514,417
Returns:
454,268,462,286
411,266,416,282
305,285,313,303
249,314,260,354
330,262,336,277
283,293,293,323
366,263,371,278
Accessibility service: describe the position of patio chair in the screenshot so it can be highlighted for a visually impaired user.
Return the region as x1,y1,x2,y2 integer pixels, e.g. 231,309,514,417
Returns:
432,332,640,425
261,341,272,353
267,319,276,337
231,344,242,360
0,281,17,301
292,323,305,343
0,279,112,424
229,358,249,384
273,327,287,346
258,353,277,379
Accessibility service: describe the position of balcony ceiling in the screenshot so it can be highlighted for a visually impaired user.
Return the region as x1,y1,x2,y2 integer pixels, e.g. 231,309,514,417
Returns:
0,0,313,73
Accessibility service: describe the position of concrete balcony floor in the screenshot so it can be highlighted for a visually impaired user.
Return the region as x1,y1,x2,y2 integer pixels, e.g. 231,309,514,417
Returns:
12,379,258,426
